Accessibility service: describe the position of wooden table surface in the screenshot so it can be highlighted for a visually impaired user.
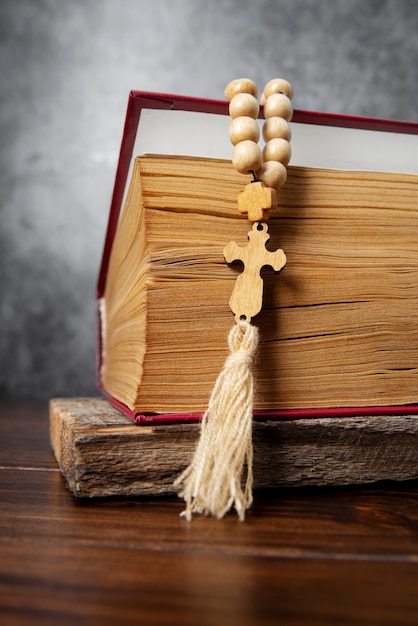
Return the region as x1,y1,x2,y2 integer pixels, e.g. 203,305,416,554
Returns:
1,403,418,625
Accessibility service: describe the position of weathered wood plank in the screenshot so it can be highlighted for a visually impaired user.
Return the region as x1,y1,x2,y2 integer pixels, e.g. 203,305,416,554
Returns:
50,398,418,498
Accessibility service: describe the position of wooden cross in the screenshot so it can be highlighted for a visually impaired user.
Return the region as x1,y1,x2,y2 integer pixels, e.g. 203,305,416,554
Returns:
224,222,286,323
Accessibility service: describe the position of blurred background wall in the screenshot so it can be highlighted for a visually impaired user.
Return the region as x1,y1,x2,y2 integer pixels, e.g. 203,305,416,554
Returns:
1,0,417,400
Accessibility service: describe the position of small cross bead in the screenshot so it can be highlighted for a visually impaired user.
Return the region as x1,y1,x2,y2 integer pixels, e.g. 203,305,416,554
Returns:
237,181,276,222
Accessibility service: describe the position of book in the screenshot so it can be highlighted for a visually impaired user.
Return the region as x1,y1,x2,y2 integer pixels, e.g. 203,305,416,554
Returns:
50,398,418,497
97,91,418,424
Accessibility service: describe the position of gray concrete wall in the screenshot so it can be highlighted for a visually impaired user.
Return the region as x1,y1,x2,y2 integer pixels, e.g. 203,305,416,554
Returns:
1,0,417,400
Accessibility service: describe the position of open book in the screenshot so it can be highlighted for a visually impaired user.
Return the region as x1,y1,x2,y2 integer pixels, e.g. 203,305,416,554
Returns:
97,91,418,423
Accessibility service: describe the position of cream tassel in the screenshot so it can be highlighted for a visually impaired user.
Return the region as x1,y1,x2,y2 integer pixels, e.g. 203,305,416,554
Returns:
174,320,258,521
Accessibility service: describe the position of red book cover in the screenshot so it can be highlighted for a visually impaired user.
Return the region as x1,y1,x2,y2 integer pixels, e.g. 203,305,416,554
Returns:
97,90,418,424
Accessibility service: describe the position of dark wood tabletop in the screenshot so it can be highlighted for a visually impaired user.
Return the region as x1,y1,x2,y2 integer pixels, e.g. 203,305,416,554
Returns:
1,402,417,625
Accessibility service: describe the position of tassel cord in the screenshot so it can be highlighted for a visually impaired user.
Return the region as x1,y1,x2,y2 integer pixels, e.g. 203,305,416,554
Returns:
174,320,258,521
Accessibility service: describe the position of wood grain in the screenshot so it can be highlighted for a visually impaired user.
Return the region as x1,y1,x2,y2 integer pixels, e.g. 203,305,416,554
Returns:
50,397,418,498
2,402,418,625
2,468,418,559
2,539,418,626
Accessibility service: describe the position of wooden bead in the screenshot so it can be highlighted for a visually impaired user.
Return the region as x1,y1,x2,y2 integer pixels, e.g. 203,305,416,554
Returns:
255,161,288,190
232,140,263,174
262,117,291,141
229,116,260,145
225,78,258,100
263,138,291,165
263,78,293,100
263,93,293,121
229,93,259,119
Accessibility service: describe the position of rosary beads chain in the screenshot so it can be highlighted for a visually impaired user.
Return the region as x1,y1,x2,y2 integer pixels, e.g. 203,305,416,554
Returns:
259,79,293,190
225,77,293,195
174,78,292,523
228,84,263,176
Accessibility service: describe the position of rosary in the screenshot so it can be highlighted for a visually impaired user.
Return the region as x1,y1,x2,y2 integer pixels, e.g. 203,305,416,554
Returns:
175,78,293,520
